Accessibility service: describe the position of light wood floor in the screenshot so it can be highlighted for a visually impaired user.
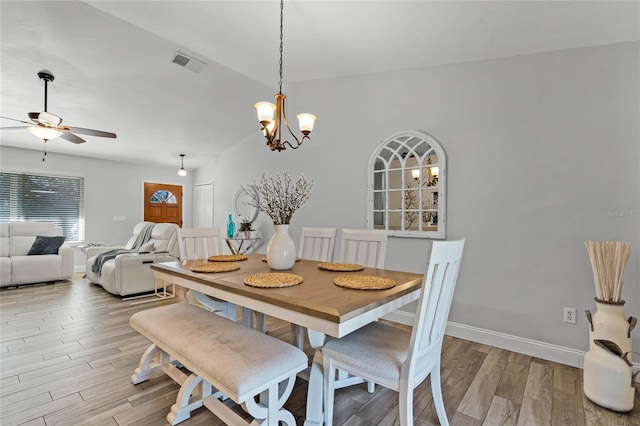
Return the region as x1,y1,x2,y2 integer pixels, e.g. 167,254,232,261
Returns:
1,277,638,426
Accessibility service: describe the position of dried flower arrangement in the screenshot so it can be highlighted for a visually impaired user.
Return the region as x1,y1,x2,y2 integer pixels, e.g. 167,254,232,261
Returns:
585,241,632,302
242,171,314,225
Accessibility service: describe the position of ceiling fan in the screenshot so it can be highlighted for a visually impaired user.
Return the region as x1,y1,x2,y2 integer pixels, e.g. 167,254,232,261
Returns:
0,70,117,145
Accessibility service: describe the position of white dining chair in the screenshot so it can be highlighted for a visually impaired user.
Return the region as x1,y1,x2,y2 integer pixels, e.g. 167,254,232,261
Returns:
292,227,337,347
321,239,465,426
338,228,387,269
330,228,389,391
176,227,265,330
298,227,337,262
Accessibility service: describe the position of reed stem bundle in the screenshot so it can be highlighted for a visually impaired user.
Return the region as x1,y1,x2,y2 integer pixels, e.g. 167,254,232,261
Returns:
585,241,632,302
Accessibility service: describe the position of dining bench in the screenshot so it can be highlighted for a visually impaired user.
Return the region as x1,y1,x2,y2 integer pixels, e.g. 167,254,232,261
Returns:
130,302,307,425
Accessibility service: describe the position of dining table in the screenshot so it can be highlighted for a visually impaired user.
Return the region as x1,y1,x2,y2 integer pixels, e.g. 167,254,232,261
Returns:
150,253,424,425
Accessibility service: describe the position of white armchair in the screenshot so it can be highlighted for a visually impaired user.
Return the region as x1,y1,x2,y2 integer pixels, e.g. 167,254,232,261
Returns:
85,222,179,296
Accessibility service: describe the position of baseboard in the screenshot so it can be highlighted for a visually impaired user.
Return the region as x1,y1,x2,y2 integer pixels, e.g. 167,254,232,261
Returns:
382,311,640,373
445,321,586,368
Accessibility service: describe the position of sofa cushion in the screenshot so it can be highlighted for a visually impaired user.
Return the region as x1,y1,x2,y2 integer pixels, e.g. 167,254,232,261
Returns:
0,257,11,287
11,255,62,285
9,221,58,236
138,242,155,253
28,236,66,255
9,222,61,256
0,222,8,257
149,223,178,253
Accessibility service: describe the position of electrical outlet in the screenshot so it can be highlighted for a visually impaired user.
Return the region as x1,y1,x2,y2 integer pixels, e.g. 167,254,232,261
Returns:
564,307,577,324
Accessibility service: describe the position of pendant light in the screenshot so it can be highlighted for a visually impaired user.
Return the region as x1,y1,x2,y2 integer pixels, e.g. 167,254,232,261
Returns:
255,0,316,152
178,154,187,177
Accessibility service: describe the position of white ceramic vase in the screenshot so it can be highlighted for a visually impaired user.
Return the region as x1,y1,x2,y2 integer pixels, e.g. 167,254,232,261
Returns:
266,224,296,270
584,298,637,412
586,299,633,353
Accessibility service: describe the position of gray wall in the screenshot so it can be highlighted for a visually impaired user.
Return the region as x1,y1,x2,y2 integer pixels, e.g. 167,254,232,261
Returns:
1,146,193,268
197,41,639,354
1,41,636,358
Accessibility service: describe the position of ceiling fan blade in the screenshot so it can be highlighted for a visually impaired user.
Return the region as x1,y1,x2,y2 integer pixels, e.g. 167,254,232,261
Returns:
1,115,32,125
0,126,30,130
65,126,117,138
59,131,86,144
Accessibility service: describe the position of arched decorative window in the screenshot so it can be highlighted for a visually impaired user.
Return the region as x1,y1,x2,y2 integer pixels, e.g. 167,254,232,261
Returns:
367,130,446,239
150,190,177,204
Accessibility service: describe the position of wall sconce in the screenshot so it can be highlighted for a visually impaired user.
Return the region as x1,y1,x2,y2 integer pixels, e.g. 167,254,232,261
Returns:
411,169,420,181
178,154,187,177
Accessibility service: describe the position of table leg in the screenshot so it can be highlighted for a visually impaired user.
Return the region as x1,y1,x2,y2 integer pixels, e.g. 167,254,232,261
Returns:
225,239,237,255
305,330,327,426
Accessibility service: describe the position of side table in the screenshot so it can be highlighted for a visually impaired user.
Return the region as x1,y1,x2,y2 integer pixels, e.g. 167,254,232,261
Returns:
225,236,261,255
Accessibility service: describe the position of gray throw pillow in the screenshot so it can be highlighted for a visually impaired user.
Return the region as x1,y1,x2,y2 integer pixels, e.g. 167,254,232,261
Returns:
138,242,155,253
27,235,66,255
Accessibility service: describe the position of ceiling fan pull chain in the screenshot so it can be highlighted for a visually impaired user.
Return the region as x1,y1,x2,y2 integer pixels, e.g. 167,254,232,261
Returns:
42,140,47,161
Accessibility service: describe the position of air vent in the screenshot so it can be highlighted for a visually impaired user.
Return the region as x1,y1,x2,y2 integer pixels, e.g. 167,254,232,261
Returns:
171,51,207,73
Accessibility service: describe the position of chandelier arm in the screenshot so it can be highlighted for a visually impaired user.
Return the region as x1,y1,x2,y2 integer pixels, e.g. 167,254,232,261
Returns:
279,96,300,147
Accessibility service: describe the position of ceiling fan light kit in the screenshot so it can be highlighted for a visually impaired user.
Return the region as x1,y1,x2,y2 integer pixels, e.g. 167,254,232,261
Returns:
255,0,316,152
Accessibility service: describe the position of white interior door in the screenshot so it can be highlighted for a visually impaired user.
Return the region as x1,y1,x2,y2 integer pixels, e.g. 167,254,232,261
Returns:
194,182,214,228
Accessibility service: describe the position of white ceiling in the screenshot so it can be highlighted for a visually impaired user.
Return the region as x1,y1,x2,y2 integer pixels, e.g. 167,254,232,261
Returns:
1,1,638,170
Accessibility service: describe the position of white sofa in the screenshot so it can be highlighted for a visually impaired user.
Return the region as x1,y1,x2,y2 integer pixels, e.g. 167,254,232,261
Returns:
0,221,74,287
85,222,179,296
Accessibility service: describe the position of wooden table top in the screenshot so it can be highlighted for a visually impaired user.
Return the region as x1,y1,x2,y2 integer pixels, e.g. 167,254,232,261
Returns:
151,254,423,325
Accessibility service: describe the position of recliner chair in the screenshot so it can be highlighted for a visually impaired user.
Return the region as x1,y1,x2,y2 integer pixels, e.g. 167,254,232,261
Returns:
85,222,179,296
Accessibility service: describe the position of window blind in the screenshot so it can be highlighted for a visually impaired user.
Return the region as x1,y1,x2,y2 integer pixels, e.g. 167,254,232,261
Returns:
0,172,85,242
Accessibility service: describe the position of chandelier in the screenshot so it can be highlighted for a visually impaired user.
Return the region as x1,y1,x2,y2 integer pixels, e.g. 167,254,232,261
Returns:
255,0,316,152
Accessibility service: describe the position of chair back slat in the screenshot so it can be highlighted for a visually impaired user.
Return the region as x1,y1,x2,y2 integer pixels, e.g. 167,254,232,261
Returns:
407,240,465,372
176,228,223,261
299,227,337,262
338,229,387,269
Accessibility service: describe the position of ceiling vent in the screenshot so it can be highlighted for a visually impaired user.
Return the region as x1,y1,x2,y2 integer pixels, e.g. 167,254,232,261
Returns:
171,51,207,73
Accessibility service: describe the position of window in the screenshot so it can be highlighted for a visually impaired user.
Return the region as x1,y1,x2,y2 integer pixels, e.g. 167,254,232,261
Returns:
0,172,85,242
367,130,446,239
150,190,177,204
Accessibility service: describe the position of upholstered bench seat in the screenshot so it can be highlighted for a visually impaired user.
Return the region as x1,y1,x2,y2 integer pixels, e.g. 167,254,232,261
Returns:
130,302,307,425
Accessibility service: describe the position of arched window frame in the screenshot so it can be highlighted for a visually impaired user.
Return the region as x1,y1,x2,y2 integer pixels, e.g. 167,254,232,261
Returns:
150,190,177,204
367,130,446,239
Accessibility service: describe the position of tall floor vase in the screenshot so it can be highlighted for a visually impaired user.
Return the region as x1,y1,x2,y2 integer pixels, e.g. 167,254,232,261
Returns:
266,224,296,270
584,298,637,412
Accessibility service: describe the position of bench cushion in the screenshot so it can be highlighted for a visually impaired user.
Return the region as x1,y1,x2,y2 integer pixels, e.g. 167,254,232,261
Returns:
130,303,307,402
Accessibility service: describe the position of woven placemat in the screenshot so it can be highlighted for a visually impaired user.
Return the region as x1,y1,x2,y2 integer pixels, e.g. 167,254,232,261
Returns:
191,262,241,273
334,275,396,290
261,257,301,262
207,254,248,262
318,262,364,272
244,273,304,288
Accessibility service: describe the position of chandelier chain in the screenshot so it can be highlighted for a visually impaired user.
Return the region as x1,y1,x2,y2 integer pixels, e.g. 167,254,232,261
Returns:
279,0,284,94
